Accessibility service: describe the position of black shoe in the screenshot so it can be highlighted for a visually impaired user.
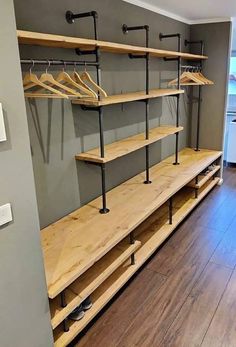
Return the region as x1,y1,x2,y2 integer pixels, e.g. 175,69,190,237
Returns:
69,304,85,321
82,296,93,311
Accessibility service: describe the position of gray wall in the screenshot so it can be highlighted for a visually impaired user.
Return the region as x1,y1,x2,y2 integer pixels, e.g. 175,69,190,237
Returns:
0,1,53,347
14,0,191,228
190,22,231,151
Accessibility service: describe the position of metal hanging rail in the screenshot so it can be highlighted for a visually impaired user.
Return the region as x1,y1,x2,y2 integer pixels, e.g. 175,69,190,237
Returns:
20,59,99,67
185,40,204,152
160,32,182,165
122,24,151,184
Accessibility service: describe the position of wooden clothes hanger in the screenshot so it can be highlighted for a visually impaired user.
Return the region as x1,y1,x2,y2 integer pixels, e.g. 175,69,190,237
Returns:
56,63,96,98
38,61,82,98
80,64,107,98
72,64,98,99
168,70,205,86
23,61,68,99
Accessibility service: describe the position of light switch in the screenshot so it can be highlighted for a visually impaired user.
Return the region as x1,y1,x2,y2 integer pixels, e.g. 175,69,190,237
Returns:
0,103,7,142
0,203,13,227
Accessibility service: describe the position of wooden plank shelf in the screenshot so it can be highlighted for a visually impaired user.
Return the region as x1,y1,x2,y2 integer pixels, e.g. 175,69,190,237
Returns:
72,89,184,107
187,165,220,189
41,148,222,300
17,30,207,61
76,125,184,164
53,177,219,347
50,239,140,330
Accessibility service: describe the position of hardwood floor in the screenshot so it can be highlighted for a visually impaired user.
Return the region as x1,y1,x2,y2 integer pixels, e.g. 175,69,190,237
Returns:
74,167,236,347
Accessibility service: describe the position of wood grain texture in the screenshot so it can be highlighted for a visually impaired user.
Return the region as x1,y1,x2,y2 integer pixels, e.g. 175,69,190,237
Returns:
162,262,232,347
76,126,184,164
201,270,236,347
210,216,236,269
72,89,184,106
50,240,141,329
76,268,166,347
187,165,220,188
54,179,220,346
118,225,224,347
17,30,207,60
41,148,222,299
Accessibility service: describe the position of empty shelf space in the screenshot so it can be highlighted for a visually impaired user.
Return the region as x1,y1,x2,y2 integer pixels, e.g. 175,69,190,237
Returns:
17,30,207,60
187,165,220,189
50,239,140,330
72,89,184,106
41,148,222,300
76,125,184,164
53,177,219,346
135,177,220,265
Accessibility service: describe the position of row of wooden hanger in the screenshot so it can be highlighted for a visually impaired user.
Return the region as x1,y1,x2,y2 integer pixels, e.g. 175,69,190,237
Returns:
169,66,214,86
23,61,107,99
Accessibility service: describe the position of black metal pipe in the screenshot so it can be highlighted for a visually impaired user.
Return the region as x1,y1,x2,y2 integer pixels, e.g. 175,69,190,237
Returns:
60,291,67,308
66,10,98,25
160,33,181,40
63,319,69,332
20,59,99,67
169,197,173,225
185,40,204,55
195,86,202,151
130,231,135,265
98,107,105,158
122,24,149,34
100,164,110,214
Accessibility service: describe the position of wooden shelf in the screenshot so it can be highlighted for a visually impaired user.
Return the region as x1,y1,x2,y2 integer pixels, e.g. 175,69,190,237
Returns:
50,239,140,330
72,89,184,107
76,125,184,164
53,177,219,347
41,148,222,300
17,30,207,61
187,165,220,189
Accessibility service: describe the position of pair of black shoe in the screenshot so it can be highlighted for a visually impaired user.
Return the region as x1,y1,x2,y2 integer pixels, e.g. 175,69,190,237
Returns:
69,297,92,321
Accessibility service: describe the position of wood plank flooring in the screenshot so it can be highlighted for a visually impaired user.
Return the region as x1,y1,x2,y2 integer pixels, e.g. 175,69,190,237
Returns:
73,167,236,347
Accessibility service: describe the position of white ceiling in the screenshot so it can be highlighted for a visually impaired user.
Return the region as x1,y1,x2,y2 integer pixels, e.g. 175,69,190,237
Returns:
124,0,236,24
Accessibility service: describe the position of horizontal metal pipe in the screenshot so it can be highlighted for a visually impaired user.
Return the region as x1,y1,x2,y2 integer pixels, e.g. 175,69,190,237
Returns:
20,59,99,67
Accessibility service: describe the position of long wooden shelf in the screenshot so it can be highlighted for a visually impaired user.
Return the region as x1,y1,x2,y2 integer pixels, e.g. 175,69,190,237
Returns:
50,239,140,330
17,30,207,60
53,177,219,347
41,148,222,299
72,88,184,107
76,125,184,164
187,165,220,189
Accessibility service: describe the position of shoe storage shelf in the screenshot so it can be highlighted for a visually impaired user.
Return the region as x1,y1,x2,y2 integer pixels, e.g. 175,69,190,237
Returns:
18,14,221,347
42,148,222,347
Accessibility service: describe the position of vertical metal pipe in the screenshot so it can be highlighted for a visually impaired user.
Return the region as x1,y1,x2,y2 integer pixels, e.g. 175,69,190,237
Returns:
100,164,109,214
195,85,202,151
60,291,67,308
195,175,199,198
169,197,173,225
98,107,105,158
63,319,69,332
130,231,135,265
174,35,181,165
144,27,151,184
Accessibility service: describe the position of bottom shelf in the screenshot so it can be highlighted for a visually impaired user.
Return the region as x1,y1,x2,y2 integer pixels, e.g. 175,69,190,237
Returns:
54,177,219,346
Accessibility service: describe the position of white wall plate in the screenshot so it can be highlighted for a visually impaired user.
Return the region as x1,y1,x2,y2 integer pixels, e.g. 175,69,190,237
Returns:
0,103,7,142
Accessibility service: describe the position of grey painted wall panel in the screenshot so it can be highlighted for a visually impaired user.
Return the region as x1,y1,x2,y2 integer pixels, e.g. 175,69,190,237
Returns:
14,0,190,228
0,1,53,346
190,22,231,151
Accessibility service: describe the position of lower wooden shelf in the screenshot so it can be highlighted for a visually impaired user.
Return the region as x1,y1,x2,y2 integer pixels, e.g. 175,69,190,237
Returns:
187,165,220,189
50,239,140,329
53,177,219,347
41,148,222,300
